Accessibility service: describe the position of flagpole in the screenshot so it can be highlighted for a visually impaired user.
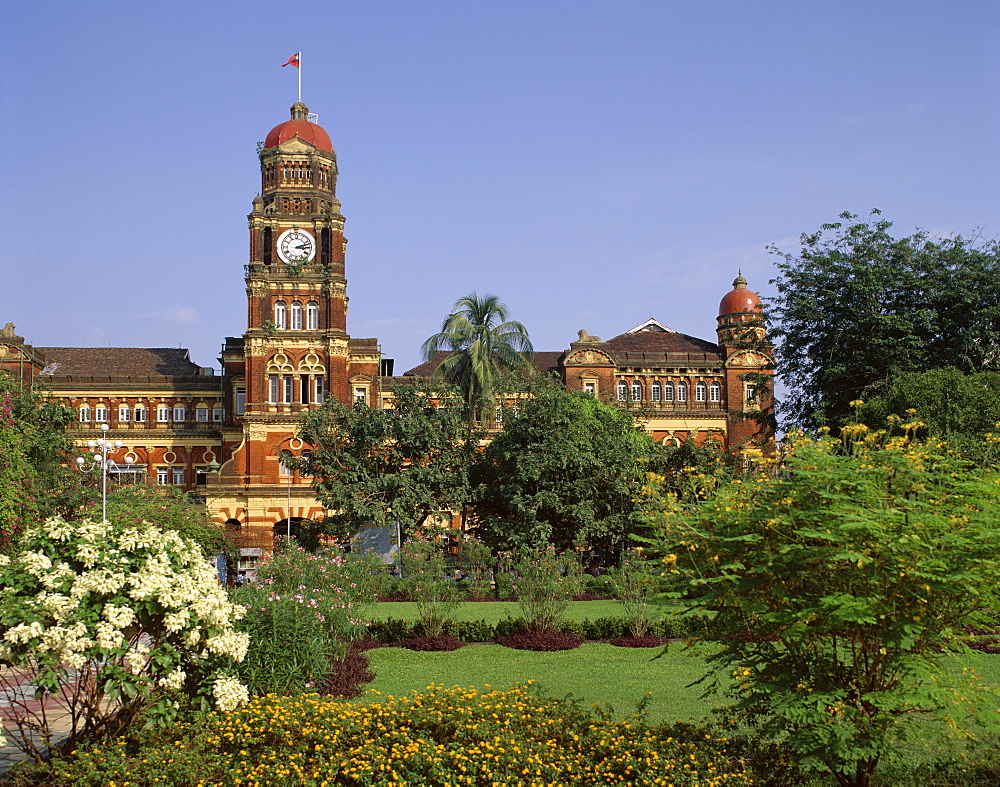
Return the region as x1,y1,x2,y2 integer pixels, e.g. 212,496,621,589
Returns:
298,51,302,103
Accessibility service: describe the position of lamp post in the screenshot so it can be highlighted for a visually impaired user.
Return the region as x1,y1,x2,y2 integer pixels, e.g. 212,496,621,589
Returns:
76,423,126,523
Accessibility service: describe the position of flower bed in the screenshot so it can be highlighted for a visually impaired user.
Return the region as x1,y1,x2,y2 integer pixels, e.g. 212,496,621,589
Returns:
40,685,754,785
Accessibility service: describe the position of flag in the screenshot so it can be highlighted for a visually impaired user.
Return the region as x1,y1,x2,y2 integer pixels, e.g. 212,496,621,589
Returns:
282,53,300,68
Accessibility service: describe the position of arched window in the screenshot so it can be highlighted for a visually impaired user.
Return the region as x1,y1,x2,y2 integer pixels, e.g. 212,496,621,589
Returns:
677,381,688,402
664,382,674,402
631,381,642,401
290,302,303,330
710,381,721,403
79,405,91,422
134,404,146,422
306,302,319,330
616,380,628,401
273,301,287,330
651,381,661,402
696,382,707,402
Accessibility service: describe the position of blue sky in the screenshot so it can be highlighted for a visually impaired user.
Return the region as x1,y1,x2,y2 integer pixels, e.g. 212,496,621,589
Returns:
2,1,998,373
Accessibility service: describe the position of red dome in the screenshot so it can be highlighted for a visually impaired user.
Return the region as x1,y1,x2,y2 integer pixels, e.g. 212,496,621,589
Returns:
718,274,762,316
263,102,333,151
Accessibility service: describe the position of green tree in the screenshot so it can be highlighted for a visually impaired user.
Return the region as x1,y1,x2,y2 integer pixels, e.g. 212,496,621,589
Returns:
104,484,233,561
0,376,87,551
768,211,1000,430
420,292,534,429
643,423,1000,785
288,384,474,541
857,367,1000,466
472,382,658,552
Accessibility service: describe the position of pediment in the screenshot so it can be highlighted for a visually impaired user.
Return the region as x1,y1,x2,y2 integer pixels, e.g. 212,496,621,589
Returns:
726,350,772,368
565,348,614,366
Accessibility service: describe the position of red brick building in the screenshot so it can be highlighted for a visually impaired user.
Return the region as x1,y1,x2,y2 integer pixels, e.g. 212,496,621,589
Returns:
1,102,771,561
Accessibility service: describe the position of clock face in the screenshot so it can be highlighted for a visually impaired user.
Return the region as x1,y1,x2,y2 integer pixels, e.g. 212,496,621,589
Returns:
277,228,316,263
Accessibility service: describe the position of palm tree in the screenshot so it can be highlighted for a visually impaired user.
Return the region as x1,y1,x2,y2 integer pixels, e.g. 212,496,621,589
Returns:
420,293,534,428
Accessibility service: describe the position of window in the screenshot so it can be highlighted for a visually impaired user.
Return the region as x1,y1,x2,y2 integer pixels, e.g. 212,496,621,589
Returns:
157,468,169,485
354,387,367,404
617,381,628,401
172,468,185,486
279,459,292,477
651,381,661,402
79,406,91,422
236,387,246,415
696,382,707,402
664,382,674,402
212,406,223,422
290,302,303,330
118,405,130,422
306,302,318,330
134,405,146,422
273,301,287,330
95,405,108,423
284,376,293,404
511,406,520,418
157,406,170,422
268,375,279,404
710,381,721,403
196,406,209,422
677,381,688,402
631,381,642,401
173,405,186,422
583,381,595,396
495,406,503,424
745,384,759,407
314,376,325,404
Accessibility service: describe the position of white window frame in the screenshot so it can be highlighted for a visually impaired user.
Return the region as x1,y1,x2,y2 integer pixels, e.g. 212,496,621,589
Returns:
273,301,287,330
290,302,303,330
268,375,279,404
157,406,170,422
284,376,293,403
196,406,209,423
710,381,721,403
354,387,367,404
696,382,707,402
118,405,130,422
664,382,674,402
157,468,169,485
495,406,503,424
134,405,146,422
94,405,108,423
279,458,292,477
651,381,661,402
677,381,688,402
583,381,596,396
314,376,325,404
616,381,628,401
173,405,186,422
79,406,91,422
631,381,642,401
212,406,223,422
236,387,246,415
306,302,319,330
172,468,185,486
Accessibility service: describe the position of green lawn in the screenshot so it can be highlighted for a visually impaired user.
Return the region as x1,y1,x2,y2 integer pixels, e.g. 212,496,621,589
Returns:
366,599,681,624
356,641,718,723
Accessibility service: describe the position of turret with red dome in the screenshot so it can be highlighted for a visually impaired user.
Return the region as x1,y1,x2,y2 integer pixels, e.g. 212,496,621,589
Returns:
718,273,762,317
264,102,333,152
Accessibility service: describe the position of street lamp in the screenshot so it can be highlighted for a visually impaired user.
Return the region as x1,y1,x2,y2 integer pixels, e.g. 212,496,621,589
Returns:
76,423,126,523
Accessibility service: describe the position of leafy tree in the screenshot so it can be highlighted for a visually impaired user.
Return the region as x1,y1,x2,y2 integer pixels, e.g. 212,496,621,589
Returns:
643,422,1000,786
768,211,1000,429
856,367,1000,466
288,384,474,541
420,292,534,429
472,382,658,552
0,376,88,551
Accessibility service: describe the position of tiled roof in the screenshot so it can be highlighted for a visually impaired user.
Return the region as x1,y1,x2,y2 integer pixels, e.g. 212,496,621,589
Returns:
402,351,564,378
604,330,719,356
37,348,203,377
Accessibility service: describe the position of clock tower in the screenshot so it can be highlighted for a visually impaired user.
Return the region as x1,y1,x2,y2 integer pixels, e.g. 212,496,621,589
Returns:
211,102,382,554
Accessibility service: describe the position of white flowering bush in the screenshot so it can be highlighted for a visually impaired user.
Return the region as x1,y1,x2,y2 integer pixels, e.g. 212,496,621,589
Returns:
0,516,250,763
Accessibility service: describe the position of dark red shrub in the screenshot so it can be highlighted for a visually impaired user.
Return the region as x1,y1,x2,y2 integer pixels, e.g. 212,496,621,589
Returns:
496,631,585,651
319,645,376,698
609,635,668,648
402,634,466,651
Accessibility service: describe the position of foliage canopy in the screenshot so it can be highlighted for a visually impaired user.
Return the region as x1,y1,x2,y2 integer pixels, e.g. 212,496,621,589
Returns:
768,211,1000,429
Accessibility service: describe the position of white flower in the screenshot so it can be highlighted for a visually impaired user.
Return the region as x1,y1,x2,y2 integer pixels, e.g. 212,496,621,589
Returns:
157,667,186,691
212,676,249,712
4,621,44,645
103,604,136,630
95,621,121,650
20,551,52,576
204,631,250,662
